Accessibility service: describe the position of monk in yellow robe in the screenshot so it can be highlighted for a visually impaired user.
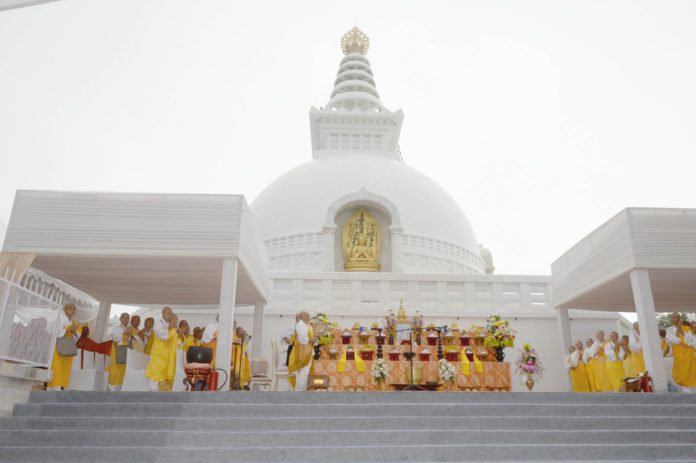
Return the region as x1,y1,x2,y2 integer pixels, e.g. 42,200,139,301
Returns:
571,340,591,392
48,303,83,390
686,321,696,390
288,311,314,390
583,338,597,392
604,331,626,392
178,320,198,353
589,330,611,392
628,322,646,376
107,312,130,391
563,346,576,391
142,317,155,355
231,326,252,390
621,335,633,379
144,307,176,392
665,313,693,392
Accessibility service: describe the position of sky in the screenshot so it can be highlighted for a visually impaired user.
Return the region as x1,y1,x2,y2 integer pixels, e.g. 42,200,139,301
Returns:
0,0,695,277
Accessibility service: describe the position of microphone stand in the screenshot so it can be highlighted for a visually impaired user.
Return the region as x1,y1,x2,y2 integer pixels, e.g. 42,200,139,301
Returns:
395,326,427,392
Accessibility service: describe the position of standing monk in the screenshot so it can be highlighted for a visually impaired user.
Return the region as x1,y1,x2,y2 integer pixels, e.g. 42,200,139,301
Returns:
604,331,626,392
589,330,611,392
583,338,597,392
628,322,646,376
202,315,219,368
107,313,130,391
665,312,693,392
144,307,175,391
47,303,83,390
571,340,590,392
288,311,313,391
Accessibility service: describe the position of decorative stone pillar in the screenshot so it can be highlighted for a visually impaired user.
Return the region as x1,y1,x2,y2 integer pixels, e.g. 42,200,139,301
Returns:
322,226,337,271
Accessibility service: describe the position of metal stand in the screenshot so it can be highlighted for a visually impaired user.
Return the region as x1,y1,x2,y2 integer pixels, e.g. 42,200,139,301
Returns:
398,327,427,391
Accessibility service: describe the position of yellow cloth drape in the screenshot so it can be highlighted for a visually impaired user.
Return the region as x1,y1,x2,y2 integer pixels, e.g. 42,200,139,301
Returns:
337,346,348,373
574,364,591,392
355,346,366,373
460,350,481,375
569,368,577,391
585,357,597,392
48,321,82,389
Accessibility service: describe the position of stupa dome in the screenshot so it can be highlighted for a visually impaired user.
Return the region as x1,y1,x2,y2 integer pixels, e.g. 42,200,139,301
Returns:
251,28,484,274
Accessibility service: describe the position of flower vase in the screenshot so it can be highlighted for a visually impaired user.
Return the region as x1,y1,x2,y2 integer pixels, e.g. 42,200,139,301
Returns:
525,371,535,391
313,344,321,360
495,347,505,362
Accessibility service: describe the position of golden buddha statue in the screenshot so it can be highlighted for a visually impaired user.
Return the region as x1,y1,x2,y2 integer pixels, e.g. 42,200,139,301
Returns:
342,208,381,271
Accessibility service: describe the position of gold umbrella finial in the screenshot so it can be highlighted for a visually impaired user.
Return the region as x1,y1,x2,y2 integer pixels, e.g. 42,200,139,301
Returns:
341,26,369,55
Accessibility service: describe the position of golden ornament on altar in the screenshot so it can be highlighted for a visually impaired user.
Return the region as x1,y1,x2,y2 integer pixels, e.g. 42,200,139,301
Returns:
343,208,381,272
396,300,408,323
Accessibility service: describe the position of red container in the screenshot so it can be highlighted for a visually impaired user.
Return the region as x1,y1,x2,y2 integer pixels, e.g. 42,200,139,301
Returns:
640,374,653,392
465,351,474,362
426,333,438,346
208,370,219,391
445,351,459,362
346,349,355,361
341,334,352,345
459,336,470,346
360,351,374,361
419,352,431,361
389,351,400,361
375,334,386,345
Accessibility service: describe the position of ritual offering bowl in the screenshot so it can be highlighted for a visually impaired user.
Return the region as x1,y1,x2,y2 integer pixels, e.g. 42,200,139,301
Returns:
346,348,355,361
476,348,489,360
445,351,459,362
443,334,455,346
465,348,474,362
341,330,352,345
328,346,339,360
388,348,400,361
426,332,438,346
186,346,213,364
358,332,371,345
375,333,386,345
459,335,471,346
419,348,431,361
360,350,374,361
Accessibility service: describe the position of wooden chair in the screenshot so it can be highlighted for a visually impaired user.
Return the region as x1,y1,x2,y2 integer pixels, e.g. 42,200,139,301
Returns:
271,338,293,391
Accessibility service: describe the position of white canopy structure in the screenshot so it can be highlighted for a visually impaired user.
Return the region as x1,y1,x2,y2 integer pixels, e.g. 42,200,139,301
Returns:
3,190,269,371
552,207,696,392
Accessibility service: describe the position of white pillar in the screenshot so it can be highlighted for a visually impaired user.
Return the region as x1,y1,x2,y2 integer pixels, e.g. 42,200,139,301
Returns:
322,226,336,271
252,300,265,360
94,300,112,342
630,268,668,392
216,258,238,379
556,307,573,391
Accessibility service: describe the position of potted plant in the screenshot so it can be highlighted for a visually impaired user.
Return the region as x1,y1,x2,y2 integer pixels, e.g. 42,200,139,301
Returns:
438,359,457,391
482,314,516,362
515,344,544,391
371,358,390,390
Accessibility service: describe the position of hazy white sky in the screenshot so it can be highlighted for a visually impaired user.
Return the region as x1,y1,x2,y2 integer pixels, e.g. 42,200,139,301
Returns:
1,0,695,275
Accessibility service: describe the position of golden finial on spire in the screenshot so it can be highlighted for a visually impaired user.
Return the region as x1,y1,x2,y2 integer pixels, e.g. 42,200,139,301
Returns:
341,26,369,55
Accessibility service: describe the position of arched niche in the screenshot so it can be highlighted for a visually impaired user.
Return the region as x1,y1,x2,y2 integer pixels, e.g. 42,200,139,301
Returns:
323,187,403,272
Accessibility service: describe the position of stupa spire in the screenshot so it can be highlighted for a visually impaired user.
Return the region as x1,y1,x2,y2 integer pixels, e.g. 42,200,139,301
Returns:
326,26,382,111
309,27,404,160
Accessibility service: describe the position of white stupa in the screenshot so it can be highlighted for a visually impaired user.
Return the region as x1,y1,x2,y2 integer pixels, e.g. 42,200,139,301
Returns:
252,27,484,275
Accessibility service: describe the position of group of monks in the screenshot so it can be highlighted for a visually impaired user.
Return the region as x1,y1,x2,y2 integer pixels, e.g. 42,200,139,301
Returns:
48,303,251,392
565,313,696,393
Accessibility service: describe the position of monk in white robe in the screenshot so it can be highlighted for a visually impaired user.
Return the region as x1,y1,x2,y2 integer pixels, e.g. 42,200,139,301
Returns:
288,311,313,391
628,322,646,376
571,340,590,392
666,312,694,392
604,331,626,392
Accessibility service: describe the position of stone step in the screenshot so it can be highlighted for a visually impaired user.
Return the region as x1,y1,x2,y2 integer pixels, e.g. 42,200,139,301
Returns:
12,402,695,418
2,415,692,431
27,390,696,405
0,429,692,448
1,444,695,462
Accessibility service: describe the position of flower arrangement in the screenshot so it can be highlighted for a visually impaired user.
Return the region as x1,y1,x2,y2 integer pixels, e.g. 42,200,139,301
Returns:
311,312,337,346
515,343,544,379
483,314,516,349
371,358,389,384
438,359,457,384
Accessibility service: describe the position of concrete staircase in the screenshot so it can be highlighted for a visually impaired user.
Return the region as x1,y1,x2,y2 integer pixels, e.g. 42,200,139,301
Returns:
0,391,695,462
